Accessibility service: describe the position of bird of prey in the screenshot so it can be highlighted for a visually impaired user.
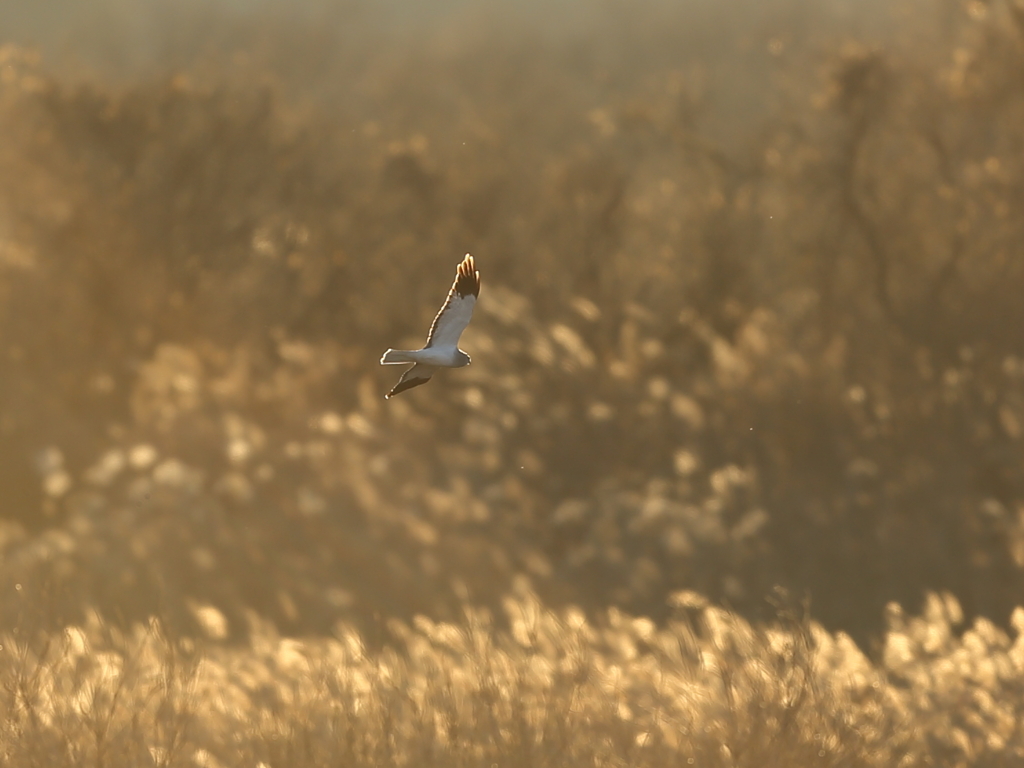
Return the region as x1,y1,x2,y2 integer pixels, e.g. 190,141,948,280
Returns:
380,254,480,399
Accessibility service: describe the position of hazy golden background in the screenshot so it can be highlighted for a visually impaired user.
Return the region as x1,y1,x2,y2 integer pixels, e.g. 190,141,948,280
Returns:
1,1,1024,765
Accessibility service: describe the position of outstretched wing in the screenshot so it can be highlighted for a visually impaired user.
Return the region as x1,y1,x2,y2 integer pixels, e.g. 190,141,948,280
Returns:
386,363,435,399
425,254,480,349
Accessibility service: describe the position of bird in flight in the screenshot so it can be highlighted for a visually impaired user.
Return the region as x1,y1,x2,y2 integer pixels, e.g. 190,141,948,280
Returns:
380,254,480,399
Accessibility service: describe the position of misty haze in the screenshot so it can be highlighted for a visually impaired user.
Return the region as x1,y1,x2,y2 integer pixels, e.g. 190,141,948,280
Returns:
1,0,1024,765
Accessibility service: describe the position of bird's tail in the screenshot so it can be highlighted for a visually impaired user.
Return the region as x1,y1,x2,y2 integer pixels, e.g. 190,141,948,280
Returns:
380,349,417,365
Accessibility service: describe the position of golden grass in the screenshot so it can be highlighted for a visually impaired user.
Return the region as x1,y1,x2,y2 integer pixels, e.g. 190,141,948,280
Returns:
3,587,1023,767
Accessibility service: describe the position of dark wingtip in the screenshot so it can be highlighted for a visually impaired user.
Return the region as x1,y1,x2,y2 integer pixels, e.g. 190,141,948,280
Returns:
385,375,431,399
454,253,480,298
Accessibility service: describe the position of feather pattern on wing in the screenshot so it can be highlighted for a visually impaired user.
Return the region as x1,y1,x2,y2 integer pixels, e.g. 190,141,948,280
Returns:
425,254,480,349
385,363,435,399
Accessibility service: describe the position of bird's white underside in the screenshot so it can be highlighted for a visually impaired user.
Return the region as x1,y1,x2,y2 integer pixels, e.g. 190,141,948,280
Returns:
380,346,468,367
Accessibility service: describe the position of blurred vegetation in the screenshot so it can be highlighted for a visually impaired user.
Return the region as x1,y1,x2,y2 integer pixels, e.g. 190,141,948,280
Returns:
3,587,1024,767
2,0,1024,761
